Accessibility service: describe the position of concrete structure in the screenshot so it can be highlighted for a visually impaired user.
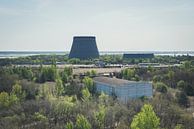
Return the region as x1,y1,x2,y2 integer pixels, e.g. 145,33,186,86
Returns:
93,77,153,103
69,36,99,60
138,63,160,67
123,53,154,59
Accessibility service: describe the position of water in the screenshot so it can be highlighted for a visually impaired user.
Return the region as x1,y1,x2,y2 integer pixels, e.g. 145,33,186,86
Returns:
0,51,67,58
100,51,194,56
0,51,194,58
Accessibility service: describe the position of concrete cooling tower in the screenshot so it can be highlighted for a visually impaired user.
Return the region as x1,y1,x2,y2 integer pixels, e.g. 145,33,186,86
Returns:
69,36,99,60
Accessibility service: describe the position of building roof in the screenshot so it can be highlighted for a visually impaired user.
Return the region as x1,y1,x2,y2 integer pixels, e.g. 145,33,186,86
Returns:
93,77,149,86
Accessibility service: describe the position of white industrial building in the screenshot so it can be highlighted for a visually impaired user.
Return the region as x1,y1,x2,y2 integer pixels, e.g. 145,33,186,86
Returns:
93,77,153,103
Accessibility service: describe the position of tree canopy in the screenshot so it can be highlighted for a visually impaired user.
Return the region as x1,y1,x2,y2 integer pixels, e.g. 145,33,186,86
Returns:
130,104,160,129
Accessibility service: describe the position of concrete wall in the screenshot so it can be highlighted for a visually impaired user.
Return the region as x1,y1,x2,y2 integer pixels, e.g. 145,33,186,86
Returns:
95,81,153,103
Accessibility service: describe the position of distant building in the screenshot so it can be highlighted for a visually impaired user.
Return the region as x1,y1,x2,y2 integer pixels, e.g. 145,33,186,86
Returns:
123,53,154,59
93,77,153,103
138,63,160,67
69,36,99,60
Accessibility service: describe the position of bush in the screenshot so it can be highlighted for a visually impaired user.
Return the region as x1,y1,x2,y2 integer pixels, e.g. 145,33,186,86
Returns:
152,75,162,83
76,114,91,129
155,82,168,93
177,80,186,91
176,91,189,107
0,92,18,109
130,104,160,129
83,77,95,94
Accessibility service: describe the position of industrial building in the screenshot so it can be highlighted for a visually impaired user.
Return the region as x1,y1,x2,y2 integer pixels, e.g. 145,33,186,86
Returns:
69,36,99,60
123,53,154,59
93,77,153,103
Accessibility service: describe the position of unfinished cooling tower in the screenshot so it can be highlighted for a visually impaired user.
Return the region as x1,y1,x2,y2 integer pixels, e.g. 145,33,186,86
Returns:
69,36,99,59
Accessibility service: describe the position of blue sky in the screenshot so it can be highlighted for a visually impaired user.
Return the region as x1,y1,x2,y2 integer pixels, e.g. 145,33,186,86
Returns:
0,0,194,51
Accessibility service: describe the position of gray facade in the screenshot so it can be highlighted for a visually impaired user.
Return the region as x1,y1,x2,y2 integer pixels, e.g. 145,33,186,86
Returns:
93,77,153,103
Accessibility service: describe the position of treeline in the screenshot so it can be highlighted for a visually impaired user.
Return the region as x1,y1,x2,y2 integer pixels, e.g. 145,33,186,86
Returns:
0,55,67,66
1,54,194,66
0,65,72,83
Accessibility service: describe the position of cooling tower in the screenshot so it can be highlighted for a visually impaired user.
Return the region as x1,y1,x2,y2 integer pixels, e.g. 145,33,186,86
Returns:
69,36,99,59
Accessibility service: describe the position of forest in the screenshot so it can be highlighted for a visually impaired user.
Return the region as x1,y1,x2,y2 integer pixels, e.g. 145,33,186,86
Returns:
0,55,194,129
0,54,193,66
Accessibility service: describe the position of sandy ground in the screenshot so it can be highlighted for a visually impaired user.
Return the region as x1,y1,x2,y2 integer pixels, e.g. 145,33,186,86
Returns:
72,67,123,74
13,64,124,74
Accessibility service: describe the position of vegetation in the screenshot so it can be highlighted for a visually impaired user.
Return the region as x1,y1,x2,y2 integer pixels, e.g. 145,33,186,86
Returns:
76,114,91,129
176,91,189,107
155,82,168,93
1,54,194,66
130,104,160,129
83,77,95,94
0,54,194,129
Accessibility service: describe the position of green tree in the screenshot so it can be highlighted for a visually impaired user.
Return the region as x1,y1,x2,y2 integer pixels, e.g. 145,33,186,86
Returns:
0,92,18,108
81,88,91,102
130,104,160,129
152,75,162,83
167,70,175,87
121,68,135,80
39,65,57,82
99,92,109,105
68,58,80,64
86,71,90,76
38,84,56,99
176,91,189,107
33,112,48,121
147,65,154,73
61,67,73,84
11,83,26,101
0,73,19,93
91,70,97,76
155,82,168,93
55,78,64,96
183,61,192,69
61,72,68,84
9,94,19,106
83,77,95,94
94,105,106,129
21,67,33,80
0,92,10,108
177,80,186,91
65,121,74,129
48,65,57,81
174,124,183,129
64,67,73,76
53,96,76,118
76,114,91,129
